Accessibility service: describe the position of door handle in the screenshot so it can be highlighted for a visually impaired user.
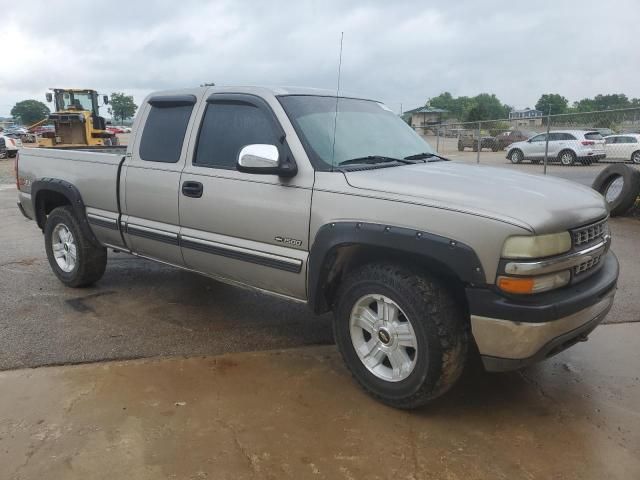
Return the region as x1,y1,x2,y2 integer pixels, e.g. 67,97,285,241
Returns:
182,181,203,198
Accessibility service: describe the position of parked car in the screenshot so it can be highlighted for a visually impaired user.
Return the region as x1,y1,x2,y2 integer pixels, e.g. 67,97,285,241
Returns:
0,134,21,158
506,130,606,165
604,134,640,164
30,125,55,135
493,130,536,150
594,128,615,137
457,131,498,152
106,126,125,134
16,86,618,409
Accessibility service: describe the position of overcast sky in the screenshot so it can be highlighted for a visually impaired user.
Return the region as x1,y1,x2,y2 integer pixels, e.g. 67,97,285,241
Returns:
1,0,638,118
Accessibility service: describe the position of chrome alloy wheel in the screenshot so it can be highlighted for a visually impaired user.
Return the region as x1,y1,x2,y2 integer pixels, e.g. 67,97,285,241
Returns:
349,294,418,382
52,223,77,273
560,151,574,165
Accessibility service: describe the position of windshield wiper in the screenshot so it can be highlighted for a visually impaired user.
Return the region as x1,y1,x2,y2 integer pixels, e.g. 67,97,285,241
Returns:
338,155,414,167
403,152,449,162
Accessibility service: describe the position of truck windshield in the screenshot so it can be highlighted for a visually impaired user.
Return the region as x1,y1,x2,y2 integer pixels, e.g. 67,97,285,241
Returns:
278,95,434,170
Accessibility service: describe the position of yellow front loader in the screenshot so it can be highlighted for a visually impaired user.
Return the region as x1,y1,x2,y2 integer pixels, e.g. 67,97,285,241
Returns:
38,89,118,148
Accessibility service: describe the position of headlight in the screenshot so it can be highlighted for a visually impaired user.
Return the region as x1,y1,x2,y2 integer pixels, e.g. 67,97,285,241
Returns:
501,232,571,259
497,270,571,294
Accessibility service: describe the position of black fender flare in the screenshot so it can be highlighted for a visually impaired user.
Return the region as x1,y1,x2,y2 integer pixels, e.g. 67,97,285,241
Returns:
307,222,486,313
31,178,100,246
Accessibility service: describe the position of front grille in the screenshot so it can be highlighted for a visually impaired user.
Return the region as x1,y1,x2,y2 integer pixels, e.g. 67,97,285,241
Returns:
572,219,608,248
574,254,602,275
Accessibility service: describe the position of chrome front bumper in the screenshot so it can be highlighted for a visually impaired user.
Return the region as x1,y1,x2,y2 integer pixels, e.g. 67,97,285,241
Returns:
471,289,615,371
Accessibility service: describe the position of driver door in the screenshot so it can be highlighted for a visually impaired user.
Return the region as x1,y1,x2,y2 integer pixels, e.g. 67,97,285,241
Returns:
178,93,313,300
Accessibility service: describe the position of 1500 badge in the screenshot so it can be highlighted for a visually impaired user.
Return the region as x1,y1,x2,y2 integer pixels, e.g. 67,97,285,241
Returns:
274,236,303,247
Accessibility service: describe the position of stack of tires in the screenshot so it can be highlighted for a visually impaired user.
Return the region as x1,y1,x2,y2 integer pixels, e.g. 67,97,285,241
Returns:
592,165,640,216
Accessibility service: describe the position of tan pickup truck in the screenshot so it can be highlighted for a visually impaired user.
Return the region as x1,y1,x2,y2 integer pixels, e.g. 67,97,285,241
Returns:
15,86,618,408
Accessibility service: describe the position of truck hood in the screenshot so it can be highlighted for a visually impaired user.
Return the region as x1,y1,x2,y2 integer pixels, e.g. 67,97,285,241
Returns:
343,162,607,233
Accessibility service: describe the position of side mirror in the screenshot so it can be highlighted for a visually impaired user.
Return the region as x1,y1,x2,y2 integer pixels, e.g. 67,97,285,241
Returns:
103,95,109,105
237,144,297,177
45,93,53,103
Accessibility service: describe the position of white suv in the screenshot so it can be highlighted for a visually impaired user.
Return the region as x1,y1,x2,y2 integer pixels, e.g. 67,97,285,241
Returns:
506,130,606,166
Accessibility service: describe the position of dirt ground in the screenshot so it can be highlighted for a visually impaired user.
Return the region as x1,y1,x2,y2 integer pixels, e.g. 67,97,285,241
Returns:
1,324,639,480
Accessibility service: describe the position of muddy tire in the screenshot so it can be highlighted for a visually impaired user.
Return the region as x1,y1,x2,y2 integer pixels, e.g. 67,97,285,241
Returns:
592,164,640,217
333,263,468,409
44,206,107,287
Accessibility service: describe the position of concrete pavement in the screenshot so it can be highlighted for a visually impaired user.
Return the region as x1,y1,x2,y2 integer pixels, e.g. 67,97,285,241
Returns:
1,322,639,480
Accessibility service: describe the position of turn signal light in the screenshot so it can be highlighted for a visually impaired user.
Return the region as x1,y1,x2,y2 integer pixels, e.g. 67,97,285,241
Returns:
497,276,535,294
497,270,570,294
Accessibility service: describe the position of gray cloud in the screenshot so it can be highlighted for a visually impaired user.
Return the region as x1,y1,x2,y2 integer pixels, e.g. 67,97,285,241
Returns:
1,0,638,117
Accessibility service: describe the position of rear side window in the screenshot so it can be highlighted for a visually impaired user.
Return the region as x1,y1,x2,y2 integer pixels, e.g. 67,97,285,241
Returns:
139,103,194,162
194,102,280,169
584,132,603,140
548,133,563,141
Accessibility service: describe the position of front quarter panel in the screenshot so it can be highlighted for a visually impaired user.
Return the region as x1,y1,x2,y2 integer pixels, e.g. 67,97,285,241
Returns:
310,172,530,286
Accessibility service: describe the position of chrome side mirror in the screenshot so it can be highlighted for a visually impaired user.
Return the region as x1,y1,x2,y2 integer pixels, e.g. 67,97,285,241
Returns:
237,143,298,177
238,144,279,170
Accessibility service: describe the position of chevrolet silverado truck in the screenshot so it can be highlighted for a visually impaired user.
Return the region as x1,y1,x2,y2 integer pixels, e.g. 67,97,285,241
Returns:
15,86,618,409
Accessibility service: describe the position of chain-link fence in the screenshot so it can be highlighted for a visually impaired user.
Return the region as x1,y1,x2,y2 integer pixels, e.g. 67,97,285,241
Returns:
412,107,640,173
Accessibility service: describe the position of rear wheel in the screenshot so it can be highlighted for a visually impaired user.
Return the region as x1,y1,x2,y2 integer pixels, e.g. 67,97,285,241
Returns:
559,150,576,166
44,206,107,287
333,263,468,409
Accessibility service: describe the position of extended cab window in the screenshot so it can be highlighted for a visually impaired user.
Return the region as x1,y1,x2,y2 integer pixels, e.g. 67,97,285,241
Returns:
194,102,280,169
139,102,194,163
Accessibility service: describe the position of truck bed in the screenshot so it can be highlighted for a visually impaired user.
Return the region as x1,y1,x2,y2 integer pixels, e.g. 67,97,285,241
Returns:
17,146,125,226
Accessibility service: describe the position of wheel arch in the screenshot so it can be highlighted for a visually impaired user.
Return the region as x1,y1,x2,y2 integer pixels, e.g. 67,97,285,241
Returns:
307,222,486,314
31,178,100,246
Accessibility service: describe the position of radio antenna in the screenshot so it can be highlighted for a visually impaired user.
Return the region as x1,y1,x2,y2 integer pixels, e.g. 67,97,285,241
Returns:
330,32,344,168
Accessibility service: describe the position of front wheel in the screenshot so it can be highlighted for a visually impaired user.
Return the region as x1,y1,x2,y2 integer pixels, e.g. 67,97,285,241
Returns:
509,149,523,163
333,263,468,409
631,150,640,164
44,206,107,287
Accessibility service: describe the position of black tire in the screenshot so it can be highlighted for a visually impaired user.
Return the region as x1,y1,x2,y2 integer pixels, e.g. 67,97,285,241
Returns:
558,149,576,166
592,164,640,217
508,149,523,164
0,150,7,159
333,263,468,409
631,150,640,164
457,142,464,152
44,206,107,287
8,151,17,158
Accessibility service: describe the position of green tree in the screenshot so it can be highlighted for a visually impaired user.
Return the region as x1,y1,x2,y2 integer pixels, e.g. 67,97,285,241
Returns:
535,94,568,115
574,93,632,112
428,92,510,122
466,93,510,122
10,100,50,126
108,92,138,124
